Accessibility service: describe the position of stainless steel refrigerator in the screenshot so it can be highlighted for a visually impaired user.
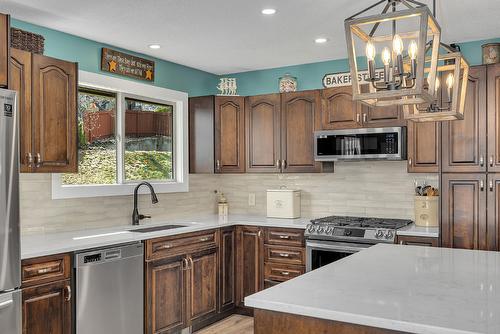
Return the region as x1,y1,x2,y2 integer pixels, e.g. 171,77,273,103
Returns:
0,89,21,334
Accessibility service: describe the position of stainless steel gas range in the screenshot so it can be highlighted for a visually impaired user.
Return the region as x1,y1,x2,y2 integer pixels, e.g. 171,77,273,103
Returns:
305,216,412,271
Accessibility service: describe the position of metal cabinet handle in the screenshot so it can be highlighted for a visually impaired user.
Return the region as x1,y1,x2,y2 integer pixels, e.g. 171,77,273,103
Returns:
199,237,209,242
480,155,484,167
490,156,494,167
480,180,485,191
37,267,52,274
65,285,71,302
278,235,290,239
258,230,262,238
278,253,290,258
356,114,360,123
399,241,404,245
216,160,221,171
188,256,194,270
490,180,494,192
182,258,188,270
276,159,281,170
280,271,290,276
26,152,33,167
408,158,412,166
363,114,367,123
281,160,287,170
158,243,172,250
34,153,42,168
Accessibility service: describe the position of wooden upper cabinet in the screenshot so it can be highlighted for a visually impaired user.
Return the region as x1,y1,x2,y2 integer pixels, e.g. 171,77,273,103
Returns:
32,54,78,173
442,66,487,173
188,248,218,325
0,13,9,88
281,90,321,173
245,94,281,172
321,87,361,130
22,279,72,334
407,120,440,173
441,174,488,250
487,63,500,172
189,96,214,174
9,48,32,172
214,96,245,173
236,226,264,306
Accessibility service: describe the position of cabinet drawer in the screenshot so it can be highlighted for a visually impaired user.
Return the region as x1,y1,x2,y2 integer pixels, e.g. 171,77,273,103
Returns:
264,245,305,265
21,254,71,287
397,235,439,247
265,228,304,247
264,263,304,282
146,230,218,261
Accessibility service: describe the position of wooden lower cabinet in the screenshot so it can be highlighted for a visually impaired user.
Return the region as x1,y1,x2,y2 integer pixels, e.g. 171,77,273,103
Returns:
146,255,187,334
22,279,72,334
396,235,439,247
236,226,264,307
219,227,236,312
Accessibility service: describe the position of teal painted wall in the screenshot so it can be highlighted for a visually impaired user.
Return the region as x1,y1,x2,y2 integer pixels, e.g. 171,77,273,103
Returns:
11,19,218,97
227,38,500,96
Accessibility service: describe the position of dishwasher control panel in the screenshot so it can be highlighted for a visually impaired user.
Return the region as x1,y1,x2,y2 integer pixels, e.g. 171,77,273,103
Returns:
84,253,102,264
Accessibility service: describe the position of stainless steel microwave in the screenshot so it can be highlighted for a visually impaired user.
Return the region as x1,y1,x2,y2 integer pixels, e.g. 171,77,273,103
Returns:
314,127,406,161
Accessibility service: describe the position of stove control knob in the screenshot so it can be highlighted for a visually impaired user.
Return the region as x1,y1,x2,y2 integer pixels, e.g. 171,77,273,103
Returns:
385,231,394,239
375,230,384,239
325,226,333,235
317,226,325,234
308,225,316,233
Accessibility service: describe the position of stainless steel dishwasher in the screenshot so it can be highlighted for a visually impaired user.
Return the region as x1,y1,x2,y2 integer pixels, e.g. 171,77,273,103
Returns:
75,242,143,334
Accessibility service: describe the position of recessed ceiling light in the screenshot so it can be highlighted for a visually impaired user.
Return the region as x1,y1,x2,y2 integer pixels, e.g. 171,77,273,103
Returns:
314,37,328,44
261,8,276,15
148,44,161,49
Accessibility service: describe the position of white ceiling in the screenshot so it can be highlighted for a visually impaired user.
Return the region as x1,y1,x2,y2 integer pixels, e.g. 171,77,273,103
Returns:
1,0,500,74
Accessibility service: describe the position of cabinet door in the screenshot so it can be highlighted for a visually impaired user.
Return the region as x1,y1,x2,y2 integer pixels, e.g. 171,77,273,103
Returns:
281,90,321,173
0,14,9,88
320,87,361,130
442,66,487,173
189,96,214,173
32,54,78,173
407,121,440,173
214,96,245,173
487,174,500,251
236,226,264,306
245,94,281,172
219,227,235,312
487,64,500,172
9,48,33,172
188,247,218,325
441,174,487,250
146,257,186,334
361,105,404,127
22,279,72,334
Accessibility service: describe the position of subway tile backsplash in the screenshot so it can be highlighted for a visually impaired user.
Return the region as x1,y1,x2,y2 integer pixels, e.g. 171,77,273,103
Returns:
20,161,438,234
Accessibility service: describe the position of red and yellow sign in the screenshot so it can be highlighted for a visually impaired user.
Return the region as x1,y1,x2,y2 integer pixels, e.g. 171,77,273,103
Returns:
101,48,155,82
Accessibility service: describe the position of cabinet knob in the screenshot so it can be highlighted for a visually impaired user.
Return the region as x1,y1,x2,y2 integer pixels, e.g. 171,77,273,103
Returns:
363,114,367,123
356,114,360,123
408,158,412,166
490,156,494,167
26,153,33,167
480,180,485,191
281,160,287,170
480,156,484,167
34,153,42,168
490,180,494,192
216,160,221,171
276,159,281,169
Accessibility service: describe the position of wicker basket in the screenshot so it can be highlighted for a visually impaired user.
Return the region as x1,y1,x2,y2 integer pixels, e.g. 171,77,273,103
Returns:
10,28,45,54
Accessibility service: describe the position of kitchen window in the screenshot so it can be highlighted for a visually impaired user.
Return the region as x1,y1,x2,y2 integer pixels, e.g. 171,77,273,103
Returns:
52,71,189,199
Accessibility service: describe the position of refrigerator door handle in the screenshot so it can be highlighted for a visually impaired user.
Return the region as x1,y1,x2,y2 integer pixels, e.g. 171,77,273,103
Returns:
0,299,13,310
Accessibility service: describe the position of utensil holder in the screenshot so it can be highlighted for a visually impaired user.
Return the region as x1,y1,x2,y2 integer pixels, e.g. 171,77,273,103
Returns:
414,196,439,227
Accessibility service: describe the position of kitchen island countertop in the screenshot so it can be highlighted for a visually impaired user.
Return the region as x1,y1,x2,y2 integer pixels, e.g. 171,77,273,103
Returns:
245,244,500,334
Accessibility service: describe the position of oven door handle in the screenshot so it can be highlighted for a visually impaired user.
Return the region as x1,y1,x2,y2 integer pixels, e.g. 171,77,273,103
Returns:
306,241,367,254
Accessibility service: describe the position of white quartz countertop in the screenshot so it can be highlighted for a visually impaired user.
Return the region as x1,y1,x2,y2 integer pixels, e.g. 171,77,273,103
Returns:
21,215,309,259
396,223,439,238
245,244,500,334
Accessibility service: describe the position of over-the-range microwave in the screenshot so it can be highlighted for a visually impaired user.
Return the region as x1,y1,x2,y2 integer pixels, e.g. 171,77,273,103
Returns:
314,127,407,161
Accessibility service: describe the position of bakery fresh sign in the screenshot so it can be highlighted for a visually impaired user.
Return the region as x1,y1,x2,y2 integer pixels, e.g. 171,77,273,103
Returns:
322,69,385,88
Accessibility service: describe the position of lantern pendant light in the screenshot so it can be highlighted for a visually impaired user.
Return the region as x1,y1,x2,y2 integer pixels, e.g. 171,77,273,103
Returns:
345,0,441,108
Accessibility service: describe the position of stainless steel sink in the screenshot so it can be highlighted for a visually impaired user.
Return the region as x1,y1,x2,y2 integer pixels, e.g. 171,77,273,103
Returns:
128,225,187,233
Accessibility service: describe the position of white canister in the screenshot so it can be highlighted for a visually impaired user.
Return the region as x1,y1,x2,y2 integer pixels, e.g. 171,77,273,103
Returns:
267,189,301,219
414,196,439,227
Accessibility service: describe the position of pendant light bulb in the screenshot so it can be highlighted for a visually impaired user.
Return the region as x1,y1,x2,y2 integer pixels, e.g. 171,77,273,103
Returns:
408,40,418,60
446,73,454,89
381,47,391,66
435,77,440,91
366,41,376,61
392,34,404,55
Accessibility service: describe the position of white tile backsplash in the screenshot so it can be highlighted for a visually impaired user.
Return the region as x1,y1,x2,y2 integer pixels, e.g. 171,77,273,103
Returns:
20,161,438,234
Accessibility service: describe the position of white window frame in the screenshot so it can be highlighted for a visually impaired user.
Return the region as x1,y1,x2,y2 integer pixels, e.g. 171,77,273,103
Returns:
52,70,189,199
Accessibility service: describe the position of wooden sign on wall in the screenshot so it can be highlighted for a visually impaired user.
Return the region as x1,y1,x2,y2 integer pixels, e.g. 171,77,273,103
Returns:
322,69,385,88
101,48,155,82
